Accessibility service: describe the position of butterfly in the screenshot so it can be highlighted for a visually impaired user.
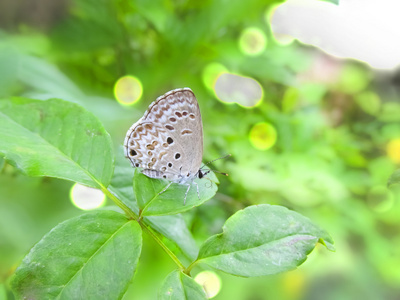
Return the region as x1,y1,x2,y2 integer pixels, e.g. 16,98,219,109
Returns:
124,88,209,204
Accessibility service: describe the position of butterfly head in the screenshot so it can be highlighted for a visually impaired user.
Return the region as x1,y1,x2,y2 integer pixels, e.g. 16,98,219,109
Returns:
198,154,231,179
197,169,211,179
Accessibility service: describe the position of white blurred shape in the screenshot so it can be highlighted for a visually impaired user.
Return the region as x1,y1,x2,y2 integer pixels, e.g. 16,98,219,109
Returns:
271,0,400,70
214,73,263,107
194,271,221,298
70,183,106,210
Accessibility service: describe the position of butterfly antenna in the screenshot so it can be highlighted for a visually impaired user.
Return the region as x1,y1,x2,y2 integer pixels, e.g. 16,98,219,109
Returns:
201,154,231,168
200,154,230,178
210,170,228,176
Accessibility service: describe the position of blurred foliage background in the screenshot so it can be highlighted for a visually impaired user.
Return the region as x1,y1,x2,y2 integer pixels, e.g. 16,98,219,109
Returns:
1,0,400,299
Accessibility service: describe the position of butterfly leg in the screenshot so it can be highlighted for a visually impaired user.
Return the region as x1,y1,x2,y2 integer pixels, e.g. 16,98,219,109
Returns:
183,182,200,205
159,181,173,196
183,183,191,205
193,181,200,201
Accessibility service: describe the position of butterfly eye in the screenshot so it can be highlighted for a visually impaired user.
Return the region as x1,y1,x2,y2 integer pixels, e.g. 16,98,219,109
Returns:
198,170,204,179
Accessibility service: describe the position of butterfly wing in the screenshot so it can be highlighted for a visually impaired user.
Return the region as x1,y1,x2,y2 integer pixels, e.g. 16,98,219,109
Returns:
124,88,203,182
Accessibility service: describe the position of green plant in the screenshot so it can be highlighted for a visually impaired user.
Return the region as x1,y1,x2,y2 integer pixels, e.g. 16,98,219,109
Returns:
0,97,333,299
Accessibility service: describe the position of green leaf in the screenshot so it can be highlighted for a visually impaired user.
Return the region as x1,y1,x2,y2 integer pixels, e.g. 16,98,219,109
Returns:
0,47,20,97
158,270,207,300
354,91,381,116
197,204,334,277
108,147,138,213
133,168,218,216
17,55,85,102
378,102,400,122
0,97,114,188
0,283,6,299
145,215,199,260
11,210,142,299
388,169,400,188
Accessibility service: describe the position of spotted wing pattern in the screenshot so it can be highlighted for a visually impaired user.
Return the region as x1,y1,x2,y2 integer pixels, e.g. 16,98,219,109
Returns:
124,88,203,183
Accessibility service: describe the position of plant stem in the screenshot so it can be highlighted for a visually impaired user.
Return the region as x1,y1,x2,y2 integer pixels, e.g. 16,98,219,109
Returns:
102,187,138,220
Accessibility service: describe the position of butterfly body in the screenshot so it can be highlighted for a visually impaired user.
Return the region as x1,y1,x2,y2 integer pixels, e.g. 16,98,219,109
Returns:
124,88,204,202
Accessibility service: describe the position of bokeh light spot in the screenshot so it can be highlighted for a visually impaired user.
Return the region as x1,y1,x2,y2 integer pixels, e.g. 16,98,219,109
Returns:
249,122,277,150
214,73,263,107
202,62,228,91
70,183,106,210
194,271,221,299
114,75,143,106
387,138,400,164
239,27,267,56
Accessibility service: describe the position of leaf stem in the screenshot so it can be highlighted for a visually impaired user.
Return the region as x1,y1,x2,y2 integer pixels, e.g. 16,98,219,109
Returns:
140,221,186,271
185,260,198,275
101,185,187,271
